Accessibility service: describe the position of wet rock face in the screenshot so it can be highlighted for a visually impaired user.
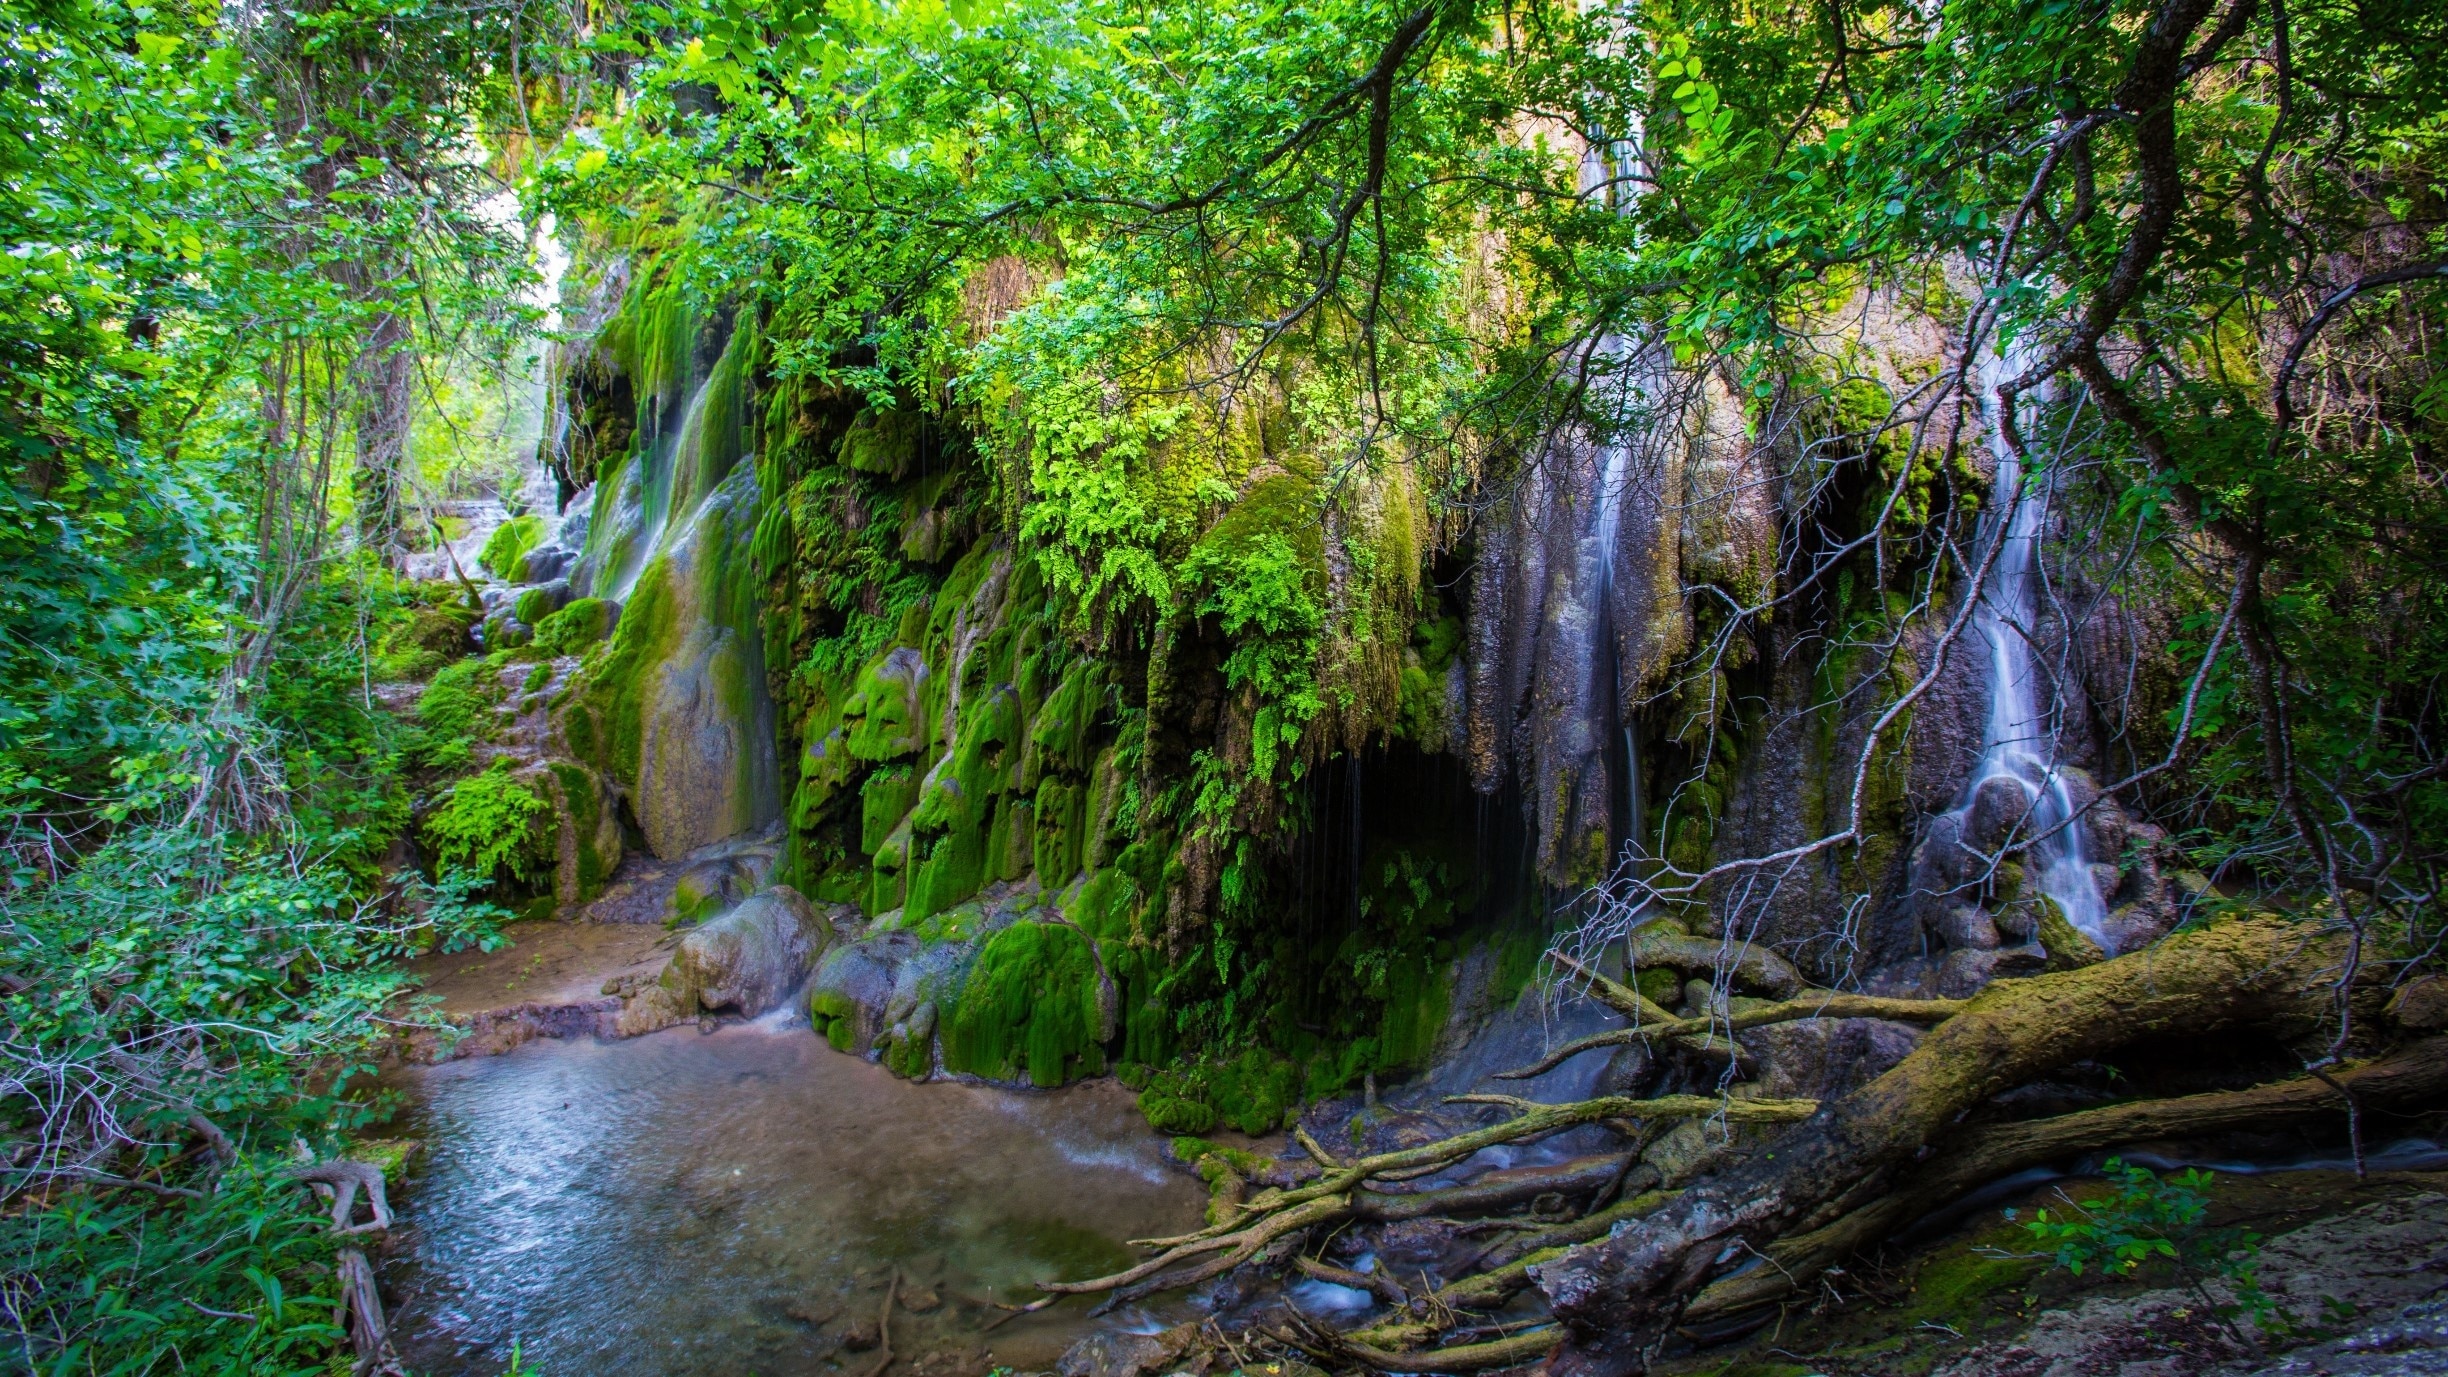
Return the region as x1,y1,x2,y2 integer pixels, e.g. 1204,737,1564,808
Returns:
1466,358,1767,888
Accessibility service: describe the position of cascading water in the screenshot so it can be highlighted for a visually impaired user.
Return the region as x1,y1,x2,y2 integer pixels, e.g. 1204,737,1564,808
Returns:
1966,352,2113,947
1585,129,1643,872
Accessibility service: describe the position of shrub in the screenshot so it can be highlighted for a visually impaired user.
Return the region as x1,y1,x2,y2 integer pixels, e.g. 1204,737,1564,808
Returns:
423,760,553,886
2007,1158,2276,1338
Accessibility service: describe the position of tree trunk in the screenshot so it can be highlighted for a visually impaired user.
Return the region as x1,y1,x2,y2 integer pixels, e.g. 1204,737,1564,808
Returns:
354,310,413,570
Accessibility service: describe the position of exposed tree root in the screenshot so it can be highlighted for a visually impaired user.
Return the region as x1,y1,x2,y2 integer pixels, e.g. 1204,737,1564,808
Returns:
1293,1322,1562,1374
1341,1192,1681,1352
1528,914,2353,1377
1087,918,2401,1377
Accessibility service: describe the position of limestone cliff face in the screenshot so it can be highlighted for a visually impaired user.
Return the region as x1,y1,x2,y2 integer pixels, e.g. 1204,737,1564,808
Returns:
499,258,2195,1112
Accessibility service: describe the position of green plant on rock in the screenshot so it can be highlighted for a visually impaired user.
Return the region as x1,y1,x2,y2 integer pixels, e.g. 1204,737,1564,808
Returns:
2005,1158,2277,1338
423,760,553,888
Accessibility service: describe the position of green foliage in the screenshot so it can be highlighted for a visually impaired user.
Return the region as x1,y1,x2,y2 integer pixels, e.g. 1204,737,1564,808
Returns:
479,514,546,581
423,760,553,886
0,1163,350,1374
2008,1159,2276,1331
1181,473,1328,792
1138,1049,1305,1136
0,826,507,1372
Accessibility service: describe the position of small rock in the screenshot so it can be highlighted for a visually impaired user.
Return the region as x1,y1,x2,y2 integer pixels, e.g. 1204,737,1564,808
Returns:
842,1319,881,1352
900,1284,941,1314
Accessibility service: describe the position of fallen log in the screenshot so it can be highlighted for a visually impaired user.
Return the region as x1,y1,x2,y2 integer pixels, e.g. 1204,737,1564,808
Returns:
1680,1034,2448,1322
1528,914,2353,1377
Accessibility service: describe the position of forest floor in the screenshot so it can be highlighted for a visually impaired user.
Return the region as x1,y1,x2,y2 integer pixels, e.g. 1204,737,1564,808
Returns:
1654,1165,2448,1377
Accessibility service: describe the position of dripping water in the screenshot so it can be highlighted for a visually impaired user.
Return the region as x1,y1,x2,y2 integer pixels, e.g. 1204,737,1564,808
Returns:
1969,349,2113,946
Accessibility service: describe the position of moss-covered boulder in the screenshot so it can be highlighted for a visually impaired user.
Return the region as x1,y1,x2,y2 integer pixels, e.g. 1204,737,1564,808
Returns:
532,596,619,656
512,581,571,626
478,513,546,581
838,406,922,480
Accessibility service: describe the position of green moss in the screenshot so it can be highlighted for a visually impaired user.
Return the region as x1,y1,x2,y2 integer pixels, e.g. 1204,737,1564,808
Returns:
479,515,545,581
1897,1247,2036,1327
941,920,1106,1087
907,825,986,922
860,765,920,855
810,987,861,1053
1635,965,1684,1009
843,648,928,762
562,556,684,784
793,727,858,831
839,407,923,479
1137,1049,1305,1136
511,586,555,626
416,658,493,741
546,762,610,902
532,597,619,656
1033,777,1084,887
1029,659,1102,775
993,797,1034,881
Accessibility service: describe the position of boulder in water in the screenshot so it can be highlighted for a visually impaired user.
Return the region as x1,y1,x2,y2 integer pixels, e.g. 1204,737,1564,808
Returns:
668,884,829,1016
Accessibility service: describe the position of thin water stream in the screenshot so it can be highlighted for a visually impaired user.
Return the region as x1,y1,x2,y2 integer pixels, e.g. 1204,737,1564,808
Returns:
384,1003,1204,1376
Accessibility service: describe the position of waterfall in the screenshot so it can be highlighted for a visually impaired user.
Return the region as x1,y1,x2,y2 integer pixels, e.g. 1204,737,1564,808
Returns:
1586,129,1641,873
1968,352,2113,947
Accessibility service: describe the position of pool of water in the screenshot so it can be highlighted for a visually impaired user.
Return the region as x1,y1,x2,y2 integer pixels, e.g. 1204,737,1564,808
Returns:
384,1005,1205,1376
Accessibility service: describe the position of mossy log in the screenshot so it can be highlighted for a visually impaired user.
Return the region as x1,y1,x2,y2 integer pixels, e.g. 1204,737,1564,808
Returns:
1527,915,2355,1377
1679,1033,2448,1323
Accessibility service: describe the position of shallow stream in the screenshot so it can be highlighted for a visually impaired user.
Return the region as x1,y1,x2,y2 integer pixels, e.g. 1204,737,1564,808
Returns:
384,1004,1204,1376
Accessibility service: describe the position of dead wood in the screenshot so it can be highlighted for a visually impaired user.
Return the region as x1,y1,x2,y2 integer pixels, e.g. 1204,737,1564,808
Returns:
1045,1096,1809,1305
1500,994,1964,1081
1527,914,2351,1377
337,1246,405,1377
1295,1255,1412,1308
863,1268,899,1377
288,1160,393,1234
1294,1321,1562,1373
1353,1153,1635,1222
1341,1191,1681,1352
